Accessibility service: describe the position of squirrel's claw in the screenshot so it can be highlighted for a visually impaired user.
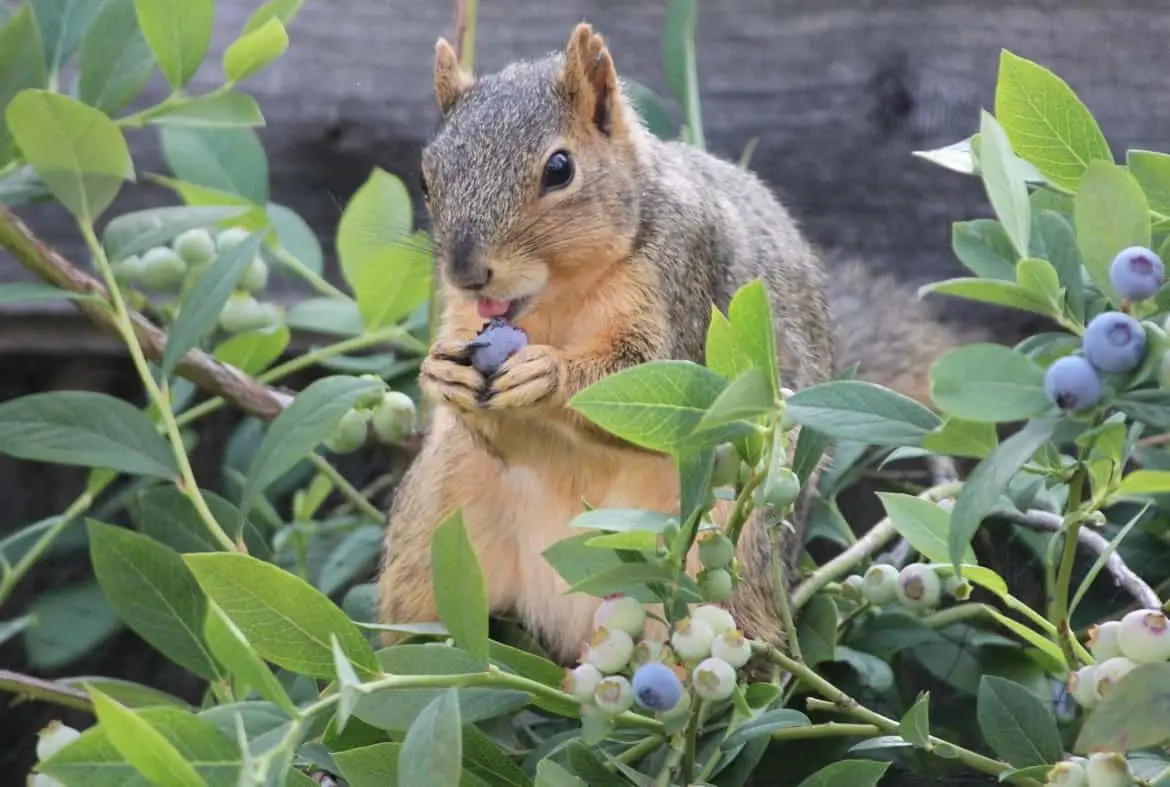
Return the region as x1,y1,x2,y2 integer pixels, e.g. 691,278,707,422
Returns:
481,344,562,410
420,352,484,412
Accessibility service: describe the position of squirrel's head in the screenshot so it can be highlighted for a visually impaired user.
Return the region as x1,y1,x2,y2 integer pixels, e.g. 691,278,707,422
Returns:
420,23,643,321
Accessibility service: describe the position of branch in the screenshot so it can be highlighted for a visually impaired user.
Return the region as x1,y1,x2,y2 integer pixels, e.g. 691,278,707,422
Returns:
0,669,93,713
1005,507,1161,610
0,205,292,421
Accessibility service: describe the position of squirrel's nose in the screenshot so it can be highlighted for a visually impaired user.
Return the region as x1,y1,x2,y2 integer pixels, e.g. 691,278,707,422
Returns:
448,263,493,291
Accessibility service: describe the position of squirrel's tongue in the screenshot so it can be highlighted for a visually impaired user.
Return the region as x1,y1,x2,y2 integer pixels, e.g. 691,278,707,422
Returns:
476,298,511,319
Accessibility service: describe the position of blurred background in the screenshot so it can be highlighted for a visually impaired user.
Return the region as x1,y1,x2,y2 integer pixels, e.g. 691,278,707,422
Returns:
3,0,1170,781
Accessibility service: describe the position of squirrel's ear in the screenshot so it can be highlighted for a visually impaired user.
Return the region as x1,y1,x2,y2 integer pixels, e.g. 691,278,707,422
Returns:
561,22,624,137
434,37,473,118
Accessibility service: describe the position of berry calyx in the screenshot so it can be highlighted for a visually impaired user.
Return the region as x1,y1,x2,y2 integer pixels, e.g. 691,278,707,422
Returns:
631,662,684,712
631,640,673,668
593,675,635,715
896,564,942,610
710,628,752,669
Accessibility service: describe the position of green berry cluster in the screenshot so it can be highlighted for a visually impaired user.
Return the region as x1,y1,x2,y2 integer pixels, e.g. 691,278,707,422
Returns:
321,377,417,454
841,562,969,613
564,596,755,730
1044,753,1135,787
695,527,736,603
1068,610,1170,712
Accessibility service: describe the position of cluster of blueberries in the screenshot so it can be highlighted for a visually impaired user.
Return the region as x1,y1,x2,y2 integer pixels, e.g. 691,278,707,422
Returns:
1044,247,1165,411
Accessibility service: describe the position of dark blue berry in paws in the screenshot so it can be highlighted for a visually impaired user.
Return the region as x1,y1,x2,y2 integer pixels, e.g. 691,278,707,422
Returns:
1044,355,1102,411
1083,311,1147,373
468,317,529,376
1110,246,1165,302
631,662,683,712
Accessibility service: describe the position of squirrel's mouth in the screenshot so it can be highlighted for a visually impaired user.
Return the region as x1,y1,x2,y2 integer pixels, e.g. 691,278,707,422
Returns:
475,296,531,321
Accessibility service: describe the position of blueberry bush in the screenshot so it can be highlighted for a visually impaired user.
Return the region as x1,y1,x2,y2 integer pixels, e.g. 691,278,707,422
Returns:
5,0,1170,786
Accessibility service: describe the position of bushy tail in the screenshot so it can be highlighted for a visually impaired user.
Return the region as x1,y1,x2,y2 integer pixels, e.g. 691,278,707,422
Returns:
823,257,991,406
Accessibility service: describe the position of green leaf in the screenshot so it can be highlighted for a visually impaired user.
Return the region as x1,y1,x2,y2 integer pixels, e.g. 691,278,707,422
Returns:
921,418,999,459
0,391,177,478
785,380,941,447
536,759,585,787
1033,209,1085,322
349,234,434,331
949,418,1058,568
267,202,323,274
929,343,1050,423
431,511,490,668
877,493,976,564
704,306,756,383
333,742,400,787
242,0,306,33
24,581,122,670
203,602,298,716
286,297,364,337
660,0,695,111
317,525,384,597
212,323,289,375
57,676,190,709
87,686,207,787
5,89,133,221
160,126,268,204
542,533,658,604
223,17,288,83
337,167,413,273
0,282,99,306
1118,470,1170,497
919,278,1057,320
796,594,838,666
570,508,677,533
88,520,222,682
1073,662,1170,754
729,279,779,395
951,219,1018,280
898,692,932,748
150,92,265,128
137,486,271,560
976,675,1063,766
399,688,462,787
1075,161,1152,306
720,709,811,750
570,360,730,453
162,229,266,377
30,0,106,75
133,0,213,89
237,375,381,526
565,561,693,601
994,50,1112,191
103,204,249,260
1015,257,1062,307
978,111,1031,258
1128,150,1170,216
0,6,47,166
183,551,380,680
692,366,774,433
77,0,155,115
796,760,890,787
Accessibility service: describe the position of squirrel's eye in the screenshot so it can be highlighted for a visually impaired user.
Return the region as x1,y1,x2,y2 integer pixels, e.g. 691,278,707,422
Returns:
541,150,574,194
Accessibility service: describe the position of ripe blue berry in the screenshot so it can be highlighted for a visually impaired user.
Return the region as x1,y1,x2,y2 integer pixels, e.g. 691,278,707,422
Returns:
1110,246,1164,302
468,318,529,376
1044,355,1102,411
631,662,683,712
1083,312,1147,374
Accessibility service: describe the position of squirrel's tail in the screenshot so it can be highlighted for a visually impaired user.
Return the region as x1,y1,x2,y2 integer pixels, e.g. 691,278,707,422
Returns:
822,256,991,405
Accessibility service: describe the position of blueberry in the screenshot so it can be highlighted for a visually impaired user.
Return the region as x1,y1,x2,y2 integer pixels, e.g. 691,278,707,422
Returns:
1110,246,1164,302
1083,311,1147,374
631,662,683,712
468,317,529,376
1044,355,1102,410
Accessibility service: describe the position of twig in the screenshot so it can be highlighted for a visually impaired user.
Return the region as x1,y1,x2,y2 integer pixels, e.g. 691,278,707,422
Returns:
1006,508,1161,610
0,206,292,421
792,482,962,608
876,456,959,566
0,670,93,713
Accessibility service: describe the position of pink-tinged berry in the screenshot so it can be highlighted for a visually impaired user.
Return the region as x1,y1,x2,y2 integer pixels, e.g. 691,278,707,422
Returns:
711,629,752,669
671,617,715,662
896,564,942,610
584,626,635,674
1116,608,1170,664
563,663,603,703
631,640,673,668
692,656,737,702
631,662,684,712
592,594,646,638
1068,665,1097,709
1093,657,1138,701
691,604,736,637
1084,752,1135,787
593,675,635,715
36,721,80,761
1045,761,1087,787
1087,620,1123,661
861,564,899,606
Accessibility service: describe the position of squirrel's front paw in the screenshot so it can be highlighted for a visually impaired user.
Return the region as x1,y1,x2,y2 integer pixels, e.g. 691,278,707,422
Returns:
481,344,563,410
420,340,485,412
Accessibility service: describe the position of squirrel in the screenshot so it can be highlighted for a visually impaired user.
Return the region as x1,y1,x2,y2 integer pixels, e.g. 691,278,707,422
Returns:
376,23,986,665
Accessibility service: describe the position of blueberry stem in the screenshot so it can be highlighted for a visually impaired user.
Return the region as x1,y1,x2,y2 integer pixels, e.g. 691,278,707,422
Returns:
1050,445,1091,668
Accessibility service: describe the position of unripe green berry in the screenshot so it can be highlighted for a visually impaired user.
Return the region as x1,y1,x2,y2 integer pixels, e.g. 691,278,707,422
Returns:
944,574,972,601
700,568,734,603
354,375,389,408
172,228,216,268
691,604,736,637
1068,665,1097,709
711,443,741,488
563,663,603,703
594,675,635,715
111,254,145,283
841,574,865,601
757,467,801,511
896,564,942,610
710,629,751,669
1093,657,1139,702
371,391,417,444
138,246,187,290
692,656,737,702
592,594,646,638
323,408,370,454
584,626,635,674
861,564,899,606
671,617,715,662
632,640,673,668
1116,608,1170,664
218,292,268,334
240,254,269,293
1046,760,1088,787
697,529,734,570
36,721,80,761
1084,752,1135,787
1088,620,1123,661
216,226,251,252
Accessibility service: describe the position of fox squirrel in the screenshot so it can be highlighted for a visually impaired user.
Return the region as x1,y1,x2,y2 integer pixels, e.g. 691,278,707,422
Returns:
377,23,985,662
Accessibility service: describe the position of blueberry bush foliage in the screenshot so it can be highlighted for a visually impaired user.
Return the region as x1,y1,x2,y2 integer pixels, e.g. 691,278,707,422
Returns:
5,0,1170,785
